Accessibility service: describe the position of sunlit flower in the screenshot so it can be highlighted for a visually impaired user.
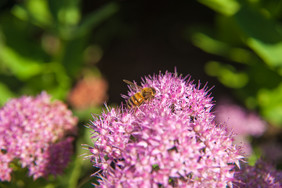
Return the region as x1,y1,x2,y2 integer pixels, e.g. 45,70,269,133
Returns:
86,71,242,187
0,92,78,181
68,76,108,110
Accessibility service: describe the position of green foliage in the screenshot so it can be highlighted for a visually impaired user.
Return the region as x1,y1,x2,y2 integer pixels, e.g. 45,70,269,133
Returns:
0,0,117,187
192,0,282,126
0,0,118,103
198,0,240,16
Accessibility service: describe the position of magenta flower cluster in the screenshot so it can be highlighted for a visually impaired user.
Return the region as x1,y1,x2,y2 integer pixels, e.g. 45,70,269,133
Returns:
0,92,78,181
234,160,282,187
215,99,266,156
86,71,243,187
215,99,266,137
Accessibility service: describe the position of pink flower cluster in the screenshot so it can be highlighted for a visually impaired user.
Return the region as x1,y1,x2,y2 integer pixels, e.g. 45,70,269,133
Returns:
215,99,266,137
86,71,243,187
234,160,282,187
0,92,78,181
215,99,266,155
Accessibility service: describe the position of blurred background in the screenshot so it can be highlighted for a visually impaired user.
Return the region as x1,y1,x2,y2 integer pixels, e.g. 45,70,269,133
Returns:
1,0,282,187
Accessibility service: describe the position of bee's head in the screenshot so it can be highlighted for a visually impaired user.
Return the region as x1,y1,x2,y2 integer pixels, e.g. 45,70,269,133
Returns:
142,87,157,99
151,87,156,96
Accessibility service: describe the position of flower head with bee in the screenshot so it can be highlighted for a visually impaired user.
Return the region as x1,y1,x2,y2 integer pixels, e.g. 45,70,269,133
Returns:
85,71,243,187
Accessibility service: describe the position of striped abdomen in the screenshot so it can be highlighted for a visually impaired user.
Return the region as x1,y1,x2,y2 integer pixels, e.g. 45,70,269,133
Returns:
127,92,144,108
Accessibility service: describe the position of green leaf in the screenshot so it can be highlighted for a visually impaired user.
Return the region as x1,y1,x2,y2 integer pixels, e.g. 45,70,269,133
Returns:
258,83,282,126
47,0,81,34
234,4,282,67
0,82,16,106
248,39,282,67
12,0,53,28
47,0,81,25
197,0,240,16
75,2,119,38
237,62,282,107
60,36,86,77
0,46,43,80
205,61,249,88
191,32,232,56
73,106,103,122
247,146,261,166
191,32,255,65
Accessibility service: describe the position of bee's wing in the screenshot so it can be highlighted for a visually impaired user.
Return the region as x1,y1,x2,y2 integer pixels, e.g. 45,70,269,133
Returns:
123,79,134,86
123,79,142,90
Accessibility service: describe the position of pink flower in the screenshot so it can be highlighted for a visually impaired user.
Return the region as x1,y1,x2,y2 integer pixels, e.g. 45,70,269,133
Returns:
0,92,78,181
215,99,266,137
234,159,282,187
86,71,242,187
215,99,266,156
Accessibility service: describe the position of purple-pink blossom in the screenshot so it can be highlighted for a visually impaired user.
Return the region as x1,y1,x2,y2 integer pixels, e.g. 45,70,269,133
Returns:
0,92,78,181
86,71,243,187
215,99,266,156
215,99,266,137
234,159,282,187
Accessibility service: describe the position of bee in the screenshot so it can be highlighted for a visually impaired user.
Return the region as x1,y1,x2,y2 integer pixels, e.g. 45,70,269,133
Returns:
123,79,156,108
